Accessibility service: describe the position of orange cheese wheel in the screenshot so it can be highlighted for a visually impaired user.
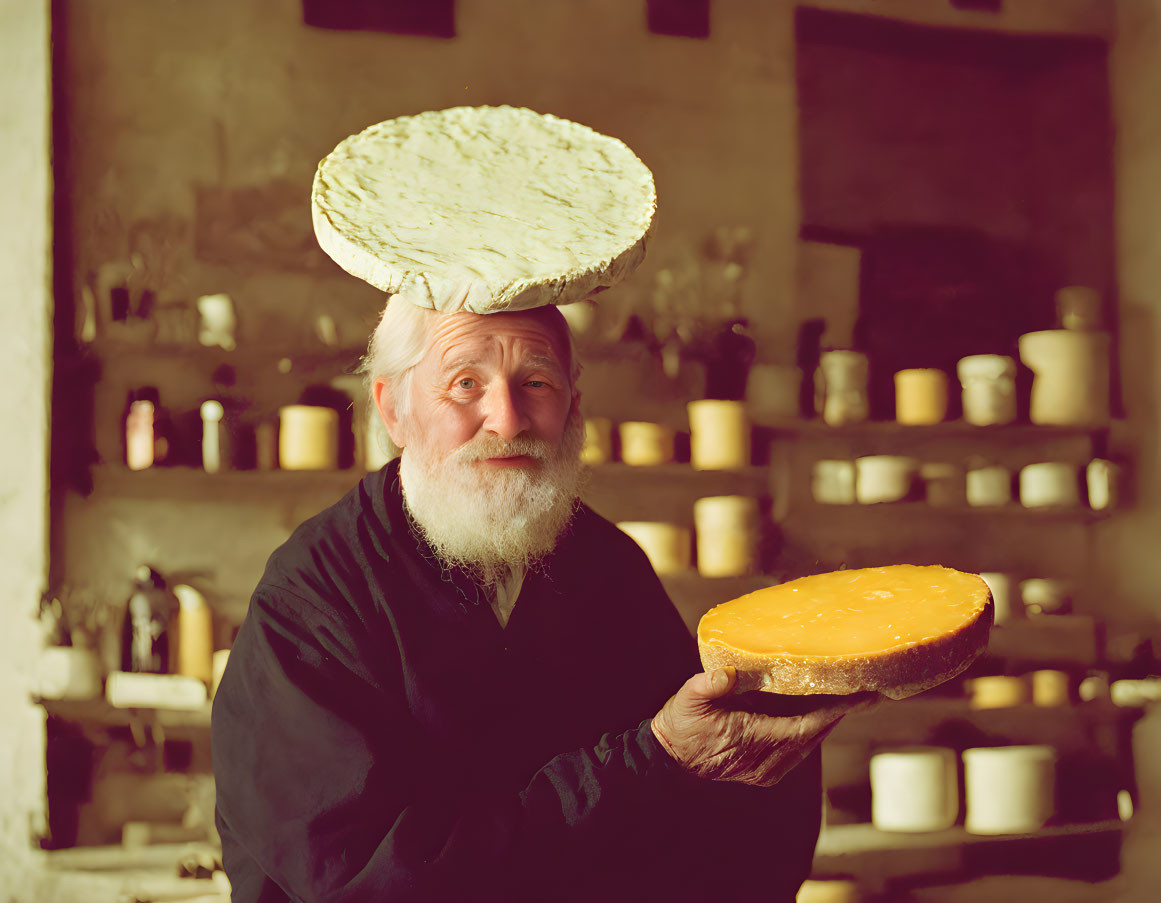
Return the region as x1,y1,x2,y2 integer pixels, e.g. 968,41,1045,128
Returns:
697,565,993,699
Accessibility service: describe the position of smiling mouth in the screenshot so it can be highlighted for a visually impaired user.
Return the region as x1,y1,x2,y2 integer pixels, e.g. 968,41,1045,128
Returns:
483,455,537,467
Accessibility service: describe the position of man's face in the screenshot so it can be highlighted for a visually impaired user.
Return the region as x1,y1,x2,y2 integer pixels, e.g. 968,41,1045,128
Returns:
373,308,585,582
393,309,578,461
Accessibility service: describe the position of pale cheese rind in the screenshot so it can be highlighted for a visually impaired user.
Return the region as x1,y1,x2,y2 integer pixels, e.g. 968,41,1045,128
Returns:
311,105,656,312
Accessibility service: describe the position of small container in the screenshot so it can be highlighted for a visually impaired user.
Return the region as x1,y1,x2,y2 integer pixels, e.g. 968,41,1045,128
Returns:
978,572,1017,625
1031,670,1071,707
618,422,675,466
957,355,1017,426
279,405,339,471
812,459,856,505
894,369,949,425
580,417,613,466
126,400,156,471
200,400,225,474
693,496,759,577
617,522,691,575
36,646,103,701
870,747,959,833
687,400,750,470
966,464,1011,507
1078,673,1110,702
174,584,214,686
968,675,1030,709
1019,329,1110,426
1019,462,1080,508
1086,458,1119,511
855,455,916,504
816,350,869,426
963,745,1056,834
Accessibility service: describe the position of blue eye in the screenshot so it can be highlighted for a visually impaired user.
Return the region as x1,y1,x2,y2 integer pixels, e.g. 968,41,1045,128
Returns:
526,380,546,389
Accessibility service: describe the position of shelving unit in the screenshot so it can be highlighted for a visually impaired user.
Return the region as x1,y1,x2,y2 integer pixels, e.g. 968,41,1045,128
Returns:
813,820,1125,887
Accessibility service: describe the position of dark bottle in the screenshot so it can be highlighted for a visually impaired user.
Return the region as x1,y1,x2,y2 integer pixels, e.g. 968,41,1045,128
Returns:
120,565,175,674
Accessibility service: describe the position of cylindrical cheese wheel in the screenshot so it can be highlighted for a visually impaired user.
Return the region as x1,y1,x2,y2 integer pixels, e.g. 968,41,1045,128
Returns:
870,746,959,832
697,565,993,698
618,421,674,466
279,405,339,471
687,400,750,470
693,496,758,578
895,369,949,425
968,675,1030,709
617,522,691,575
963,745,1056,834
580,417,613,465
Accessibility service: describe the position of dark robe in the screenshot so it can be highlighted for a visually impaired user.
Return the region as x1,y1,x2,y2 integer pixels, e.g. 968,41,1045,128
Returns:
212,460,821,902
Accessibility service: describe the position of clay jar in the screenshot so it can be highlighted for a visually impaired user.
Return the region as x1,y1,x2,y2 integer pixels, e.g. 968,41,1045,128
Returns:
1018,330,1110,426
816,351,869,426
894,369,949,425
957,355,1017,426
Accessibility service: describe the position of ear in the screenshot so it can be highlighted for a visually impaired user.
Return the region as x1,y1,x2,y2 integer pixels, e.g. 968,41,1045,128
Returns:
372,378,407,450
568,387,582,422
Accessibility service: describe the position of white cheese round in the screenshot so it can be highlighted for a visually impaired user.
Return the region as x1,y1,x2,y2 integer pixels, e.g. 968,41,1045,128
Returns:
312,105,656,312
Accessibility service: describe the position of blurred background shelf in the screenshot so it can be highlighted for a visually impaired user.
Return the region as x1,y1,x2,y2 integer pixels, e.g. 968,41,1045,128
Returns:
813,819,1125,884
38,698,212,732
84,466,365,503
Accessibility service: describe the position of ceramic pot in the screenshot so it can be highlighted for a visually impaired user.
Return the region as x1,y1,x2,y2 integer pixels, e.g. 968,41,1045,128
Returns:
616,522,691,575
894,369,949,425
855,455,916,504
957,355,1017,426
279,405,339,470
1018,330,1110,426
870,747,959,832
816,351,869,426
963,746,1056,834
687,400,749,470
693,496,758,577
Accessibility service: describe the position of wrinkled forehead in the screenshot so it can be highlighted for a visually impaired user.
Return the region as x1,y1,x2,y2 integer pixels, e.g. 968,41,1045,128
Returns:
424,307,573,374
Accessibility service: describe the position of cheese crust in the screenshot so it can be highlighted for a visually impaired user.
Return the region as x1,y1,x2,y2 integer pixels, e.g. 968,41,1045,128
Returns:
311,105,656,312
697,565,994,699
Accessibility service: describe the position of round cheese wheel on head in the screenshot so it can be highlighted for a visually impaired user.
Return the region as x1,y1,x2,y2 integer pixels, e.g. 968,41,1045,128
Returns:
312,105,656,313
697,565,993,699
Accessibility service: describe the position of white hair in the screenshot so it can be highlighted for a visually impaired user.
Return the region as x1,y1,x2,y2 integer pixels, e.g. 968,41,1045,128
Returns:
360,297,582,460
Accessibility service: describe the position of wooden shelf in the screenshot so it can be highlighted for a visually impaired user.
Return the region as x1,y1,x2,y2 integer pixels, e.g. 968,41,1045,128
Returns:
795,500,1112,523
38,697,212,731
829,698,1136,749
583,463,770,523
813,819,1124,884
755,419,1116,440
77,341,364,369
84,466,366,502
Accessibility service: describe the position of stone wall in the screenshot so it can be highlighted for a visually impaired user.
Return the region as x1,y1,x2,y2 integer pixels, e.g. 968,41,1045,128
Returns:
0,0,52,897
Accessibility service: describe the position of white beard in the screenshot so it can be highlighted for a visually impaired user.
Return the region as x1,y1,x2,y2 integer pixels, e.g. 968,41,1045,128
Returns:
399,417,586,586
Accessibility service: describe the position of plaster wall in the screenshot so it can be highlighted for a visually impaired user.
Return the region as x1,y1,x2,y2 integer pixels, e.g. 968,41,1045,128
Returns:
0,0,53,897
54,0,801,617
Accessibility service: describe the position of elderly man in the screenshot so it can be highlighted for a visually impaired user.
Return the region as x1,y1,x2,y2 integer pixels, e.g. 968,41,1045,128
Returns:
213,106,871,902
212,298,869,902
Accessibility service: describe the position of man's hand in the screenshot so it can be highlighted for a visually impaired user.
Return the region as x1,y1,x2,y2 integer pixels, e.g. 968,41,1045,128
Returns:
651,666,880,788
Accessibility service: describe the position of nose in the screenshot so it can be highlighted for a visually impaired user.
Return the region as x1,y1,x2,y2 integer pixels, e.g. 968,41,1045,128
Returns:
482,379,531,441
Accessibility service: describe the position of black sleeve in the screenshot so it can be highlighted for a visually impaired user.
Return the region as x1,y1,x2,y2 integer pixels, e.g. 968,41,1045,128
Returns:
592,526,823,902
212,585,708,903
